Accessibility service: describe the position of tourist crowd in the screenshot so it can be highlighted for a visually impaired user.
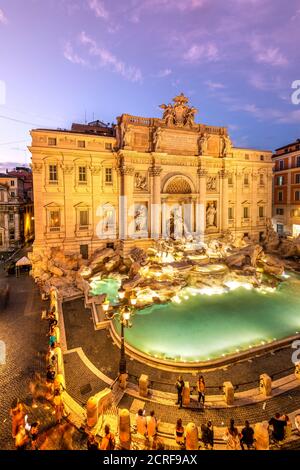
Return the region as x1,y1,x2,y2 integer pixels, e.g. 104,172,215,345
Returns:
8,301,300,451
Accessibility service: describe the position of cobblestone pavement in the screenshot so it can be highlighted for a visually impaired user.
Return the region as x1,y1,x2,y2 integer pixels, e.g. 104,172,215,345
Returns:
63,299,296,395
62,298,300,438
64,352,109,407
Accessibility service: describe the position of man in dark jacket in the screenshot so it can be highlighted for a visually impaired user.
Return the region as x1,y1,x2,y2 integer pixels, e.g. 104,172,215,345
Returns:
175,376,184,408
240,420,254,450
269,413,286,442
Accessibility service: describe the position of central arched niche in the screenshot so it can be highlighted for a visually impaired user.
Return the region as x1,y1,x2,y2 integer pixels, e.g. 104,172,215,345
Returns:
164,176,192,194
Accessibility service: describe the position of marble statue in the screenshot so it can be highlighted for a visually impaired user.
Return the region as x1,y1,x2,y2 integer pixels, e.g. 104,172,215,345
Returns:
124,126,133,147
221,135,231,156
206,202,217,227
153,127,162,151
198,133,208,155
135,173,148,191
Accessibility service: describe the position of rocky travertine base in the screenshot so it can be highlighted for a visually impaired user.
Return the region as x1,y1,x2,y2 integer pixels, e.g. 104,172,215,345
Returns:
28,229,299,304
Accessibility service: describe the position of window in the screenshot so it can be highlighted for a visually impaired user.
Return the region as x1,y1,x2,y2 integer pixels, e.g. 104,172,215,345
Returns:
49,210,60,231
277,224,284,235
228,207,234,220
105,142,112,150
297,156,300,168
78,140,85,148
105,167,113,184
0,232,3,246
9,229,15,240
48,137,57,146
78,166,87,183
295,190,300,201
9,212,14,223
49,165,58,182
260,155,264,161
244,175,249,186
11,180,15,186
276,208,284,215
259,174,264,186
277,176,284,186
10,191,15,197
279,160,284,170
79,210,88,228
296,174,300,184
243,207,249,219
245,154,249,160
259,206,264,218
278,191,283,202
228,175,233,185
80,244,89,260
0,190,4,202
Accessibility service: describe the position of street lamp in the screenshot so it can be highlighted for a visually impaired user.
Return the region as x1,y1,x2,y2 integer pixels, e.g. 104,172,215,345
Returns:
102,287,136,376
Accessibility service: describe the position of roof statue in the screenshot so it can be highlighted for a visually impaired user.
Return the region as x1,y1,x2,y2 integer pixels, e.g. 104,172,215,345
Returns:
159,93,198,128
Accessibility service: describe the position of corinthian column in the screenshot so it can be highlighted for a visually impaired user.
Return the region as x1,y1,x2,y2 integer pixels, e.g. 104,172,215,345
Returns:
119,165,135,240
149,166,162,239
219,169,229,231
14,211,20,242
196,167,207,239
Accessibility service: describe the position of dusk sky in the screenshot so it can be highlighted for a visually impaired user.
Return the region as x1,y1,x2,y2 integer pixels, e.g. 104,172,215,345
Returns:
1,0,300,169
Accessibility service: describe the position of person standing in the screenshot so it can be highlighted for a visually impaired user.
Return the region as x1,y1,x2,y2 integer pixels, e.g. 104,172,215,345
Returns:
175,376,185,409
135,409,148,437
29,421,40,450
201,421,214,449
87,433,99,450
224,419,241,450
147,411,158,440
53,389,64,424
269,413,286,443
197,375,205,407
100,425,115,450
175,418,185,447
15,425,29,450
240,420,254,450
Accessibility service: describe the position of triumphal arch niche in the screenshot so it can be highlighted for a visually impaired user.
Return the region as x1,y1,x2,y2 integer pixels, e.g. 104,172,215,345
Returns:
115,92,248,250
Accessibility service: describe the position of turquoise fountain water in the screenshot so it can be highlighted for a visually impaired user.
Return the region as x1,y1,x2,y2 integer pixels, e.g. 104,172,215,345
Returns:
118,274,300,362
90,274,300,363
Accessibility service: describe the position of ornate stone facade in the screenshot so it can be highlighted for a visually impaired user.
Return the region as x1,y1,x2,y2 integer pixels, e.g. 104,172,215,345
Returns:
30,94,273,258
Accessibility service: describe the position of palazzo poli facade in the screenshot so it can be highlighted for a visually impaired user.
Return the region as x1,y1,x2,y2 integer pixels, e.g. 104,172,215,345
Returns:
30,94,273,258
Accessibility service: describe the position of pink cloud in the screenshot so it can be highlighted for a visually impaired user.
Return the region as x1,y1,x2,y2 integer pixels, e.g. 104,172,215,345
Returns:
88,0,109,20
205,80,225,90
0,8,8,24
64,42,87,66
129,0,206,22
251,37,288,66
248,73,283,91
156,68,172,77
184,43,219,63
79,31,142,82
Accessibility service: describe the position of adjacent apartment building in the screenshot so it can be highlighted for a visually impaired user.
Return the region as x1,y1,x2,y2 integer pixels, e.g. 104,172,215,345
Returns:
0,167,34,253
272,139,300,237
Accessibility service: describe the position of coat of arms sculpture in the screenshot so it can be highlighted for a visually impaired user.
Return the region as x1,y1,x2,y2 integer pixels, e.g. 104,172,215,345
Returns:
159,93,198,128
